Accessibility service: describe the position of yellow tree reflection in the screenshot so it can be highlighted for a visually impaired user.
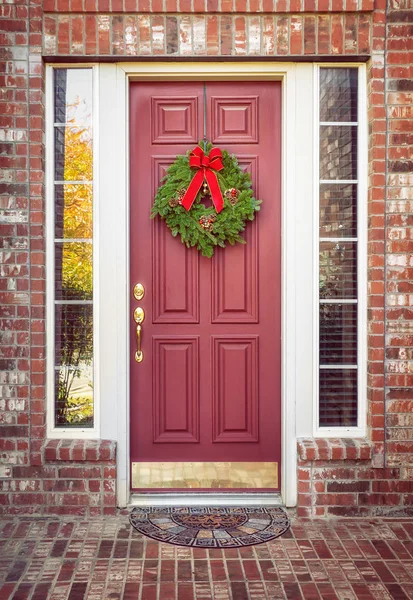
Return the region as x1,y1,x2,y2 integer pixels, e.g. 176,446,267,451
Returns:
57,101,94,426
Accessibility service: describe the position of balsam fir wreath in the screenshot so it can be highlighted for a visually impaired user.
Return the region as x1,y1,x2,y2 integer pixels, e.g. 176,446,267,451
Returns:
151,142,262,258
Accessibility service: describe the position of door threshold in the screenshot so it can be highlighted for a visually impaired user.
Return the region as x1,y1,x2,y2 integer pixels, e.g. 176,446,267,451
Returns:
129,492,283,507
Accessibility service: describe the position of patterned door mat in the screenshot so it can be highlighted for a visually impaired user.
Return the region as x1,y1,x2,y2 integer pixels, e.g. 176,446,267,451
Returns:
129,506,290,548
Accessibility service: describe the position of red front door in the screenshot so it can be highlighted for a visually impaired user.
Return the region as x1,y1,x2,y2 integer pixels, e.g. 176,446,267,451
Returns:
130,81,281,490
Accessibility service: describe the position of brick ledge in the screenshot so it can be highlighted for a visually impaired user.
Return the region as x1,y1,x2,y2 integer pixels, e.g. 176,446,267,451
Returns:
44,439,116,463
297,437,372,462
43,1,376,15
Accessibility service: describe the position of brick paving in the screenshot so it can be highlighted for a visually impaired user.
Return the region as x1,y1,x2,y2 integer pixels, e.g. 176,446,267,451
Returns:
1,513,413,599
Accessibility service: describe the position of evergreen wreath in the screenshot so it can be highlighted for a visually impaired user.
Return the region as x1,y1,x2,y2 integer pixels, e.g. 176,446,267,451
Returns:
151,142,262,258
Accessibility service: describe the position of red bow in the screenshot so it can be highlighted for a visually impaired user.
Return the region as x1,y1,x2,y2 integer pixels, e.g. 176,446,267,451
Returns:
182,146,224,213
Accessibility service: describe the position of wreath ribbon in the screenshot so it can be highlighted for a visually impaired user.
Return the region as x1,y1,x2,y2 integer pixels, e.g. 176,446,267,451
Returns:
182,146,224,213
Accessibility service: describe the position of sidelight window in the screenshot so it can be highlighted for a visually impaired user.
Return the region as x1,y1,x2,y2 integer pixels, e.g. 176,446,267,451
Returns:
316,67,366,432
47,68,96,432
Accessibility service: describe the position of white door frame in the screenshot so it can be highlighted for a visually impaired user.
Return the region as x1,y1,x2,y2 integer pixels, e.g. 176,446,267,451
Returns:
96,61,317,508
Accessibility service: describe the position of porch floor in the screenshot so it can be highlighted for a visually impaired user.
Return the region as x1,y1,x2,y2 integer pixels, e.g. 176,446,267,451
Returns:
1,513,413,600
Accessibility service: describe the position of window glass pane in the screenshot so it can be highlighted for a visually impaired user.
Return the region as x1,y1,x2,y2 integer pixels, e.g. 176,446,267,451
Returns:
53,68,94,430
319,369,357,427
55,366,94,427
320,303,357,365
54,126,93,182
55,305,93,428
320,183,357,238
55,304,93,365
318,67,360,432
320,68,358,123
320,242,357,299
54,68,93,126
55,242,93,301
55,184,93,239
319,126,357,180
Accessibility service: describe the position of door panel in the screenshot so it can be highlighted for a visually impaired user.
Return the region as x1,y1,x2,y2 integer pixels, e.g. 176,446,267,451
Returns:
152,156,200,324
211,219,258,323
151,96,199,144
130,81,281,489
211,96,258,143
212,336,259,443
152,215,200,324
153,336,199,443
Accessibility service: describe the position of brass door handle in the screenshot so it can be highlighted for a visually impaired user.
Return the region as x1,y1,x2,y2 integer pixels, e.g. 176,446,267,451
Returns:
135,324,143,363
134,307,145,363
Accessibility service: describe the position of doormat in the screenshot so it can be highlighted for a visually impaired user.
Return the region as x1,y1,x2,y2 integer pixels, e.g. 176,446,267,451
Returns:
129,506,290,548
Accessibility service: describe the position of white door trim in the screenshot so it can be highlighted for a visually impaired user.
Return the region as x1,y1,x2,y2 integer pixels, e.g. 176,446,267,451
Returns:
97,61,308,508
130,492,283,507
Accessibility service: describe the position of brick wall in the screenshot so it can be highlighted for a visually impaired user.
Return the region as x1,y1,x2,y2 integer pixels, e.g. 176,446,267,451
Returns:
384,2,413,476
0,0,412,515
42,12,373,57
297,439,413,517
4,440,117,516
0,0,44,486
367,0,413,499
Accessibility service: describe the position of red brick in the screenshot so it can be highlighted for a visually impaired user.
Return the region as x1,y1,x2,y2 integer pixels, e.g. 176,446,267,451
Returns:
327,481,370,493
303,16,316,54
315,493,357,505
58,466,101,478
359,493,402,506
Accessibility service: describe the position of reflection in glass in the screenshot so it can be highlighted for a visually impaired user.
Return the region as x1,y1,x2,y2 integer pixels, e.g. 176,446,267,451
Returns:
55,304,93,365
54,126,93,182
320,68,358,123
54,68,93,126
320,303,357,365
319,126,357,180
55,366,93,427
319,369,357,427
55,242,93,301
55,304,93,427
318,67,359,430
320,183,357,238
320,242,357,299
55,184,93,239
53,68,94,430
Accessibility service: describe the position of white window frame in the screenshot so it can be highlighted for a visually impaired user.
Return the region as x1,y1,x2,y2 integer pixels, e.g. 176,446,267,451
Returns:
313,64,368,438
46,64,100,439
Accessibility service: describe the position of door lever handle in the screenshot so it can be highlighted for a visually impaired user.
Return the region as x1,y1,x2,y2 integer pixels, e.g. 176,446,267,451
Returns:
135,324,143,363
134,307,145,363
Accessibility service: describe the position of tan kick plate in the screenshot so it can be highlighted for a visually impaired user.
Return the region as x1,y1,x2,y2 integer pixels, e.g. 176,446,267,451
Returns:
131,462,278,489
